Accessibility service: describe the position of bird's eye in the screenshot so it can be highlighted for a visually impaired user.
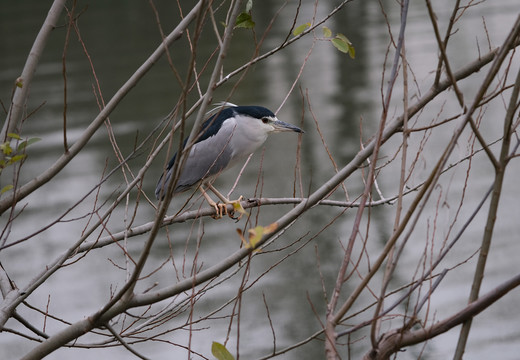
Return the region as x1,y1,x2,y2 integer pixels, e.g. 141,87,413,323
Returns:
261,117,269,124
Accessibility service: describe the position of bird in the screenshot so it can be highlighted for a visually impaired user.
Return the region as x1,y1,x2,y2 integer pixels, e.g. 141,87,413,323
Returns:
155,104,303,218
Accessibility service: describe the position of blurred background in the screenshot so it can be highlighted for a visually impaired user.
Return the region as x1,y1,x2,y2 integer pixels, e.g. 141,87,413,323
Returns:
1,1,519,359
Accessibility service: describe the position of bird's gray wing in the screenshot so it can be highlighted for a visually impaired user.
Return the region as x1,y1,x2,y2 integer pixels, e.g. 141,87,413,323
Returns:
174,131,234,192
155,118,238,199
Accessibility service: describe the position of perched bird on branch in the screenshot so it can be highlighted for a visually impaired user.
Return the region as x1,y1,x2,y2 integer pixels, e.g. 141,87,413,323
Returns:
156,103,303,218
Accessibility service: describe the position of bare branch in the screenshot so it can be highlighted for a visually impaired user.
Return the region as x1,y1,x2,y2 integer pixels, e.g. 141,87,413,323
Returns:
364,272,520,360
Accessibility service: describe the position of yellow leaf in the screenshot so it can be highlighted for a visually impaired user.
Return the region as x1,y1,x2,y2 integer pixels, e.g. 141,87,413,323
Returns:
348,45,356,59
293,22,310,36
7,133,21,140
247,226,264,248
264,222,279,234
1,184,13,194
0,142,13,155
237,222,278,249
232,201,248,217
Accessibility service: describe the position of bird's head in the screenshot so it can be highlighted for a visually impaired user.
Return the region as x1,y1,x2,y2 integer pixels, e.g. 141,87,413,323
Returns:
233,105,304,135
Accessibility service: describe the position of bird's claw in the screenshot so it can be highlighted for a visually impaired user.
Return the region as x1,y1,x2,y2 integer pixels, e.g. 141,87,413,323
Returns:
208,202,225,219
210,196,246,220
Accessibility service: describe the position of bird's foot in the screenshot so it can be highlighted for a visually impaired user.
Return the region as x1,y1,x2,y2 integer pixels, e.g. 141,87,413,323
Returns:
208,196,246,220
200,186,248,220
216,202,229,219
205,199,226,219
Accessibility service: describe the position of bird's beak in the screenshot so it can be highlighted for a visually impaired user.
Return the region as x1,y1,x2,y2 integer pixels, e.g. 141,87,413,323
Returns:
271,120,304,133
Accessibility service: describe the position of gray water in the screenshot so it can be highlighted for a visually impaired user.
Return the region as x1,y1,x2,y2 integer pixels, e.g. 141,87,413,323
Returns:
1,1,520,359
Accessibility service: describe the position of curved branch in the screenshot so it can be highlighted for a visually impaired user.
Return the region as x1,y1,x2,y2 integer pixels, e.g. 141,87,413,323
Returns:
1,0,67,141
112,39,511,312
0,1,204,216
329,27,520,328
0,0,205,331
17,2,245,358
364,272,520,360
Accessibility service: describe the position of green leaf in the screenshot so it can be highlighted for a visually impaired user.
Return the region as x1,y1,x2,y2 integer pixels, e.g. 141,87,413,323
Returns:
27,137,41,146
211,342,235,360
18,137,41,151
1,184,13,194
245,0,253,13
331,37,349,53
331,34,355,58
322,26,332,38
7,133,21,140
293,22,310,36
336,33,352,45
234,12,255,29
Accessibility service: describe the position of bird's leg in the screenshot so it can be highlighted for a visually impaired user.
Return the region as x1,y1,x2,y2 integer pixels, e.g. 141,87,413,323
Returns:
199,186,226,219
206,184,245,220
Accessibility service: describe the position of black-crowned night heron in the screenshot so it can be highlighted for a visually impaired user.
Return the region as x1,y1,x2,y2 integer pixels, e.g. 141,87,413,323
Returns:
155,104,303,218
